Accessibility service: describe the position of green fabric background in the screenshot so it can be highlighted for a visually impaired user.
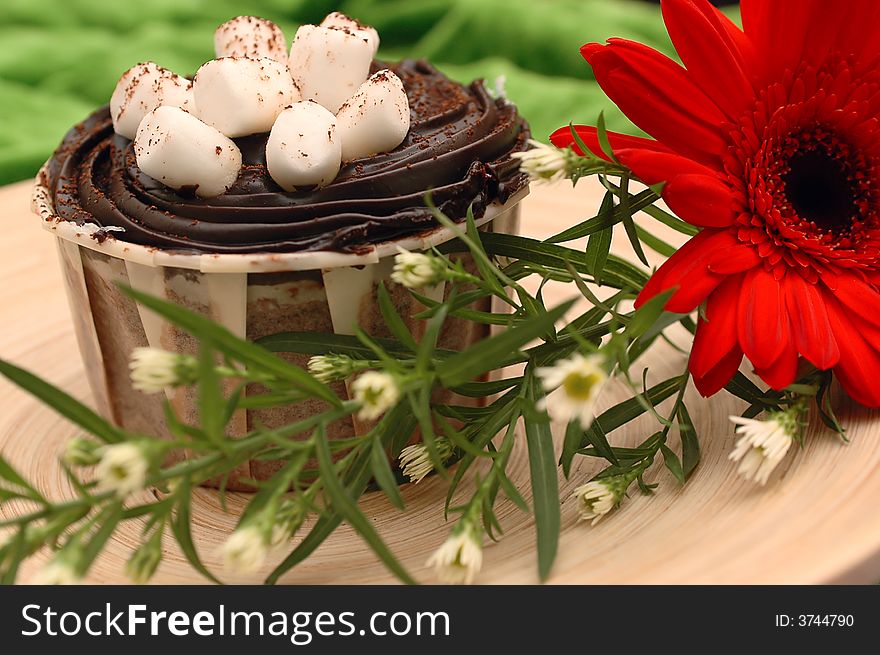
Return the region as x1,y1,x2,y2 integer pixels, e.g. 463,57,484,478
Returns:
0,0,678,185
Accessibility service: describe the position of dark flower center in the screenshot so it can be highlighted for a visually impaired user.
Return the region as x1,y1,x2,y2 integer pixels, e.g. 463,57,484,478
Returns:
782,148,858,234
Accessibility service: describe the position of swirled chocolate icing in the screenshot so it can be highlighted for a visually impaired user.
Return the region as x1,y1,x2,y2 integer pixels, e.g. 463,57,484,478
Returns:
45,60,529,254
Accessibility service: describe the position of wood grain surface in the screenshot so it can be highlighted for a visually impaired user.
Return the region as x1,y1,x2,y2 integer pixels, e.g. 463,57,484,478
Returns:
1,178,879,584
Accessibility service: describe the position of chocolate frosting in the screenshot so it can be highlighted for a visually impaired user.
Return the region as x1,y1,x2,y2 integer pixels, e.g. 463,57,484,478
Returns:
45,60,529,254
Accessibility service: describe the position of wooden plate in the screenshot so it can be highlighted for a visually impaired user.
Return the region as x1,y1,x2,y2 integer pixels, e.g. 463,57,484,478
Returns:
1,179,879,584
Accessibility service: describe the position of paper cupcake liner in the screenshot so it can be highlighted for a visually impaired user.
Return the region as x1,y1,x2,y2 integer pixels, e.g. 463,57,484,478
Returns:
33,166,526,489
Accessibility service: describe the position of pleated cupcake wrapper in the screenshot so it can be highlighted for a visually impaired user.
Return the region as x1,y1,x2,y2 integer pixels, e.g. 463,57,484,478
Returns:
34,165,526,488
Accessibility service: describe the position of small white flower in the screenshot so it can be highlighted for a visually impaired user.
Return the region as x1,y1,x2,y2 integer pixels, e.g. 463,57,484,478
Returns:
221,525,268,574
729,413,795,485
391,248,447,289
351,371,401,421
572,479,619,526
308,354,358,383
32,559,80,585
399,439,453,484
95,443,150,498
512,139,578,183
426,524,482,585
129,347,194,394
536,352,607,429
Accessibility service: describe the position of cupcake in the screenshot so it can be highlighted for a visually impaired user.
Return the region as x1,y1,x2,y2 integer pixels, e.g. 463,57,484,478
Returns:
32,13,530,489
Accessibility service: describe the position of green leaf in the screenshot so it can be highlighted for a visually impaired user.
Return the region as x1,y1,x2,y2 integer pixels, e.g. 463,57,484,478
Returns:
121,286,339,406
573,376,685,455
582,421,619,466
636,225,677,257
643,203,699,236
0,358,124,444
314,429,415,584
473,233,649,290
198,344,225,446
546,189,657,244
524,377,560,582
444,394,521,514
626,289,675,341
585,196,615,285
597,376,684,433
560,419,584,478
724,372,776,406
616,175,650,266
0,453,45,503
451,377,523,397
259,331,420,360
377,283,418,352
595,112,619,163
370,437,405,510
170,481,222,584
77,502,123,575
266,406,416,585
660,443,685,485
416,297,450,373
678,403,700,480
496,469,530,513
437,300,574,387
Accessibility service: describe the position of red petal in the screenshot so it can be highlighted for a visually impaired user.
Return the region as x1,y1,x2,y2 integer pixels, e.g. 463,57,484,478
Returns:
661,0,756,119
635,228,735,312
826,297,880,407
614,148,712,184
663,173,734,228
784,276,839,370
753,339,799,391
583,39,727,166
822,271,880,329
740,0,880,83
741,0,813,83
613,149,732,226
689,276,741,379
706,242,761,275
549,126,670,160
692,345,743,397
737,267,791,369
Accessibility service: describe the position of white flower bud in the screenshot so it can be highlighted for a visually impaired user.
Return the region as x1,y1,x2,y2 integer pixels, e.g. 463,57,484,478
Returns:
426,523,482,585
399,439,453,484
221,525,268,574
535,353,608,429
729,413,796,485
391,248,447,289
95,443,150,498
351,371,400,421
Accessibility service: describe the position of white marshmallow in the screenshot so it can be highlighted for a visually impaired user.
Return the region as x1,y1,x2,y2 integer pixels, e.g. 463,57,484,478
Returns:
110,62,194,139
266,101,341,190
336,70,410,161
214,15,288,63
288,25,373,113
320,12,380,56
194,57,299,137
134,106,242,198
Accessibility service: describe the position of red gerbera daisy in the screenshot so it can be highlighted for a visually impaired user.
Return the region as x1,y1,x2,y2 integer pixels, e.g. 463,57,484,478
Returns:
552,0,880,407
